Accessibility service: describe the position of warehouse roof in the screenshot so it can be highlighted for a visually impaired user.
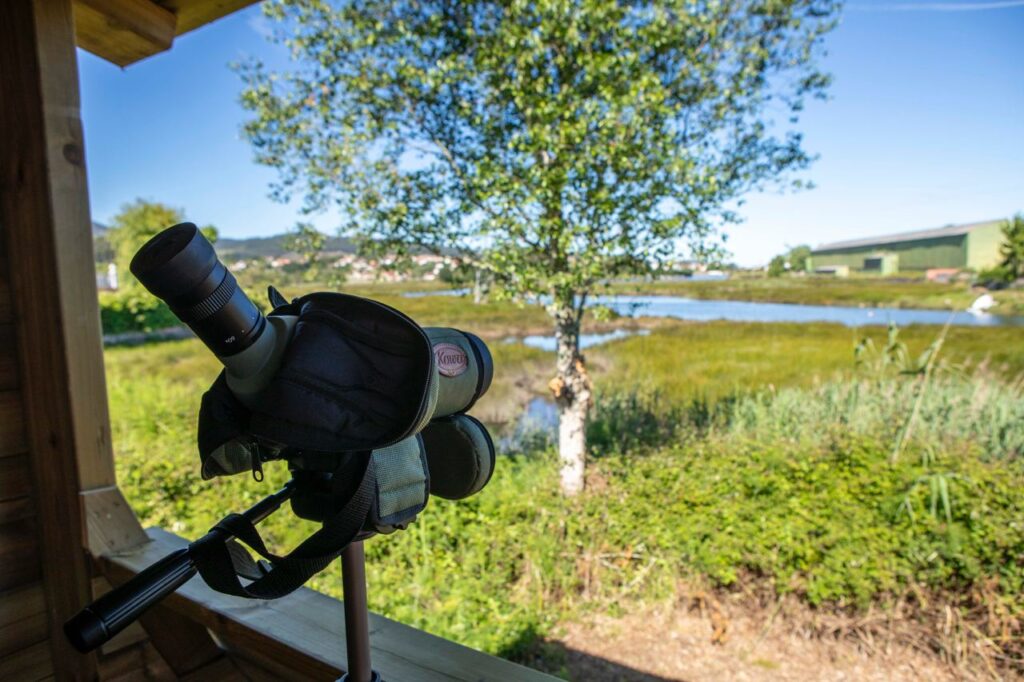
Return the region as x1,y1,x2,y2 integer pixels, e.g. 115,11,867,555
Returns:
813,219,1002,252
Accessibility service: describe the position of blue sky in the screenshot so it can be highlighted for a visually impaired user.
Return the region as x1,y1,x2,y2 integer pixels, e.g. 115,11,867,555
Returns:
78,2,1023,267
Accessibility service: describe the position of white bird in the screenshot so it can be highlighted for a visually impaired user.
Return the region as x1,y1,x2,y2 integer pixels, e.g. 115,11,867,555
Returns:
968,293,996,312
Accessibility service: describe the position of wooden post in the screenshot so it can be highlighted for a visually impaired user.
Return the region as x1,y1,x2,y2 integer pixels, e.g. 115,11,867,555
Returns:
0,0,127,676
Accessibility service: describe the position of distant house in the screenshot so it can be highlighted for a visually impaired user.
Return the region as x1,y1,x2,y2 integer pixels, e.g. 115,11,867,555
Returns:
807,220,1005,274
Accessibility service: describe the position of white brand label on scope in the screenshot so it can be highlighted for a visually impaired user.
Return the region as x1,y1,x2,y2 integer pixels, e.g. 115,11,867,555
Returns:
434,343,469,377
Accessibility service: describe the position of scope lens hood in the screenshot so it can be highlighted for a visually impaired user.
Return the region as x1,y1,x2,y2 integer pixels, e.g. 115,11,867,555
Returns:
130,223,265,357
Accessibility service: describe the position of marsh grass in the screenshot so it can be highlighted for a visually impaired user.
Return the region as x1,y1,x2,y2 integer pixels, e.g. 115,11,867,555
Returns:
104,320,1024,671
590,321,1024,402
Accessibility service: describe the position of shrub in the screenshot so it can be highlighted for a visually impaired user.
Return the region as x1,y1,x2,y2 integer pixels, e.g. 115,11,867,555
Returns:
106,336,1024,662
99,289,179,334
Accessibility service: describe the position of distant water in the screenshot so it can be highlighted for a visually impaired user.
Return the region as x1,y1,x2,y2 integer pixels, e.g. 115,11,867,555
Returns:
402,289,1024,328
508,329,651,352
402,288,470,298
594,295,1024,328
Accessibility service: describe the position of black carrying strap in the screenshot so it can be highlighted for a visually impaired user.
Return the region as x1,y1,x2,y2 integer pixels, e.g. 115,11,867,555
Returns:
189,457,376,599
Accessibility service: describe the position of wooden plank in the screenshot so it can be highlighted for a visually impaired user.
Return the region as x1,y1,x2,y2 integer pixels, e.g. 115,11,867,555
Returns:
21,0,117,491
0,0,107,676
0,583,48,658
229,652,302,682
158,0,260,37
0,390,27,457
0,325,19,390
0,518,41,591
82,486,148,556
178,655,247,682
216,631,328,682
0,639,54,680
137,601,224,676
0,232,11,325
0,454,32,500
0,496,34,524
72,0,176,67
97,640,175,682
104,528,556,682
69,0,259,68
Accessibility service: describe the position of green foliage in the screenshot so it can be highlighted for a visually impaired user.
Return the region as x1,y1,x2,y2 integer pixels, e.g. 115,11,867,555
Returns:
282,222,328,281
107,199,217,290
768,244,813,276
105,319,1024,659
238,0,839,484
767,254,787,277
587,387,684,456
99,289,179,334
976,264,1013,286
240,0,837,306
788,245,812,272
999,212,1024,281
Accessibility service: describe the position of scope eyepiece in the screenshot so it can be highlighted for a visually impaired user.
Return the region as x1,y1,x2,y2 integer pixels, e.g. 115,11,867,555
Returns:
130,223,265,357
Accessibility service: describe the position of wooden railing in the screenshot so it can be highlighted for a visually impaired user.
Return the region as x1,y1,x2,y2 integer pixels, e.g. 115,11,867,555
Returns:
99,528,555,681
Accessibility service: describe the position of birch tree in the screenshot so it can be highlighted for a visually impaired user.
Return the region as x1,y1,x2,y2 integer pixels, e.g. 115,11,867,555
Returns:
239,0,837,494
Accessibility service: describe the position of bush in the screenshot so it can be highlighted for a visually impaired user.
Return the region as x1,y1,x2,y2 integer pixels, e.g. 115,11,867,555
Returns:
99,289,179,334
106,336,1024,662
975,265,1013,288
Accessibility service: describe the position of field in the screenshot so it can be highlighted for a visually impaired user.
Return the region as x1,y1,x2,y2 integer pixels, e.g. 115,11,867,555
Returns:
104,294,1024,678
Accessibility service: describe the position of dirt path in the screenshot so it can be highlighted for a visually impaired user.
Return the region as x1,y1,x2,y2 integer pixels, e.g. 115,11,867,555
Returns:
543,604,985,681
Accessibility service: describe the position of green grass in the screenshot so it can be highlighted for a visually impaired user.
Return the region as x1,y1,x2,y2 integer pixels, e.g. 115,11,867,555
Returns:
589,321,1024,402
612,276,1024,315
103,318,1024,668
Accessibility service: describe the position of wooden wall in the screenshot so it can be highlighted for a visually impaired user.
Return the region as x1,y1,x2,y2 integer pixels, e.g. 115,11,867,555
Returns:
1,0,108,678
0,224,53,679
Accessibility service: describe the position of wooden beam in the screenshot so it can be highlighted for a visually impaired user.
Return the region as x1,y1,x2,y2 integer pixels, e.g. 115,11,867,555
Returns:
0,583,49,659
0,517,42,591
137,602,226,676
82,486,148,556
71,0,262,67
159,0,261,36
157,0,260,35
0,0,115,676
0,325,20,390
103,528,557,682
0,640,55,680
0,390,28,457
73,0,177,68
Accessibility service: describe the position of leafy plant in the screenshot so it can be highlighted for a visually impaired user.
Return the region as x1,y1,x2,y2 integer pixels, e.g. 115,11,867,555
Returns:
998,213,1024,281
99,289,180,334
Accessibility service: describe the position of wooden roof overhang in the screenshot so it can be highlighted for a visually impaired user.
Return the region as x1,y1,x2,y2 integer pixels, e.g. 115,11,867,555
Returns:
0,1,554,679
73,0,261,67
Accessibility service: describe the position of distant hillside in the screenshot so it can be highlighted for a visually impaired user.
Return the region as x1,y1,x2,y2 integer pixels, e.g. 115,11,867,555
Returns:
215,234,358,260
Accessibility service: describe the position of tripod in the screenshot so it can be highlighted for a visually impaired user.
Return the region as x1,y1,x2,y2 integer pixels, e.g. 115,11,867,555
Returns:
65,480,385,681
339,541,382,682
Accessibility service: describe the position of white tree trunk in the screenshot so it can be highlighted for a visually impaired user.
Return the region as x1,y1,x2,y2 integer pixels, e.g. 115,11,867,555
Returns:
558,390,587,496
552,310,591,496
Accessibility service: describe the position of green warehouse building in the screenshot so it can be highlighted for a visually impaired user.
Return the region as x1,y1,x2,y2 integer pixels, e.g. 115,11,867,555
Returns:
807,219,1006,274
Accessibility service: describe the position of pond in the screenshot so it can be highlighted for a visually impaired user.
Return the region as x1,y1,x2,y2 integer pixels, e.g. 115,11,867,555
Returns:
594,295,1024,328
507,328,651,352
405,290,1024,327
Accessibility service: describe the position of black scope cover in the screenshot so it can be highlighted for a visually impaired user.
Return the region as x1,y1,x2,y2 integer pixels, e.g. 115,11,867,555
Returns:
130,222,265,357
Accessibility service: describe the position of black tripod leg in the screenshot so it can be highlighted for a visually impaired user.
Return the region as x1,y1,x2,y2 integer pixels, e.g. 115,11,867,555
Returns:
340,541,379,682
